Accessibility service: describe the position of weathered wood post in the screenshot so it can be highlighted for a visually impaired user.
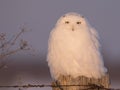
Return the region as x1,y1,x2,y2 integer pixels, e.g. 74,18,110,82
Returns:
52,74,110,90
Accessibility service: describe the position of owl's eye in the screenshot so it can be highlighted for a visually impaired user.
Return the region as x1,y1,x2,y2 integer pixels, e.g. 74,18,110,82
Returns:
76,21,81,24
65,21,70,24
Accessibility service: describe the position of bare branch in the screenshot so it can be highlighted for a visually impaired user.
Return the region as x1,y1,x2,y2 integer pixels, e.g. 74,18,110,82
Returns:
0,27,31,69
0,48,21,59
11,29,25,45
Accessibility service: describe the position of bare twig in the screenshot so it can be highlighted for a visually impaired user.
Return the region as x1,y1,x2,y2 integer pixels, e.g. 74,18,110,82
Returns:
0,27,31,69
11,29,25,45
0,48,21,59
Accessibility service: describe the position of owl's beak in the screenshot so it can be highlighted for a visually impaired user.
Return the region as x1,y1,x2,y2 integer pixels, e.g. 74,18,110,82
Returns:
72,26,74,31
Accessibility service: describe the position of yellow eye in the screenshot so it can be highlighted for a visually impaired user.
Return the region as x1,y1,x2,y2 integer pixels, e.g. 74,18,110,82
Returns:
65,21,70,24
76,21,81,24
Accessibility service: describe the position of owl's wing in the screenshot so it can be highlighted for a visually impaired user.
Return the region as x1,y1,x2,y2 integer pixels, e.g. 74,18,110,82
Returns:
90,28,100,49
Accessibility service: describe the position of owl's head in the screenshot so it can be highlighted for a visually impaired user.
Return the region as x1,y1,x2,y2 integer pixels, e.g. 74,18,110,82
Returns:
56,12,88,31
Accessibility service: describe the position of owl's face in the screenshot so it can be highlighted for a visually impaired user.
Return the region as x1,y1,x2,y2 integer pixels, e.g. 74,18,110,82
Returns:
56,13,87,31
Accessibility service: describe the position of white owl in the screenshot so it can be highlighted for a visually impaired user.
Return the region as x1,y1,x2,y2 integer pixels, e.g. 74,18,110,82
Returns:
47,12,107,80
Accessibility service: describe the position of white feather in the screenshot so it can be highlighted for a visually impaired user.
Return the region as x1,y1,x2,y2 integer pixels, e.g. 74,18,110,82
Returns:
47,12,107,80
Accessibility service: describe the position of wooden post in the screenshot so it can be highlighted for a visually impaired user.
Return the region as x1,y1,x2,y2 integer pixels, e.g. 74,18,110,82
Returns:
52,74,110,90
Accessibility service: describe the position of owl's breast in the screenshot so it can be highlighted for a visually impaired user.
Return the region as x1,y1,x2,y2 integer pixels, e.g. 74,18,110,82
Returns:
54,29,91,50
56,30,80,49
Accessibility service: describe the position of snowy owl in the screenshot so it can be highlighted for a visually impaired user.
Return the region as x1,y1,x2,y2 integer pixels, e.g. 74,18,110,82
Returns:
47,12,107,80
